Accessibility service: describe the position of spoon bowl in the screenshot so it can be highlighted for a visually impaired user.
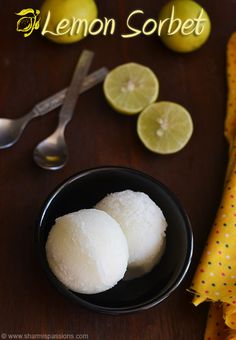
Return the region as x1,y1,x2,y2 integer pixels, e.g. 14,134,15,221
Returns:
0,117,26,149
33,131,68,170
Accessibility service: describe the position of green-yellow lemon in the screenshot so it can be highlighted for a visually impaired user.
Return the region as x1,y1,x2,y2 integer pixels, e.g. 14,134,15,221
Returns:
158,0,211,53
137,102,193,154
40,0,98,44
103,63,159,115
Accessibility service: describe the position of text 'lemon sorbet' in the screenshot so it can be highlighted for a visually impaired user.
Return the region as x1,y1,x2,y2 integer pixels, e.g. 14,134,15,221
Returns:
41,6,207,39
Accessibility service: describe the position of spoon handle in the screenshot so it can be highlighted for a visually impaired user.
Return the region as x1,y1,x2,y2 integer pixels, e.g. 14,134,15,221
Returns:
33,67,107,117
58,50,94,127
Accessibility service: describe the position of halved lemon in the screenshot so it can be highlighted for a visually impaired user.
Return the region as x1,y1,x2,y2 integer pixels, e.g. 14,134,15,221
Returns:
103,63,159,115
137,101,193,154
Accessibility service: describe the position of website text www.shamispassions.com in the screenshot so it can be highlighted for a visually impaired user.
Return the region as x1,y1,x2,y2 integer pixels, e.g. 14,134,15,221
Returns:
0,334,88,340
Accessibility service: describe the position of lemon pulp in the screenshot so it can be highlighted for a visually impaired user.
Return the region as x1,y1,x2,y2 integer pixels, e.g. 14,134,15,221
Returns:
137,101,193,154
103,63,159,115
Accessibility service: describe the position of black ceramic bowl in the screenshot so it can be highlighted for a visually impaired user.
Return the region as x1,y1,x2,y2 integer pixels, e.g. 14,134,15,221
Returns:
36,167,193,315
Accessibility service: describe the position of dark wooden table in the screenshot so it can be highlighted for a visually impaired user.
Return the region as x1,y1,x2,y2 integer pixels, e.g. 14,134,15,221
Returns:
0,1,234,339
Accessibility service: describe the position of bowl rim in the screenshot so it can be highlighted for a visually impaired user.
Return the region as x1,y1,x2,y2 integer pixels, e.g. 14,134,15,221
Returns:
36,166,194,315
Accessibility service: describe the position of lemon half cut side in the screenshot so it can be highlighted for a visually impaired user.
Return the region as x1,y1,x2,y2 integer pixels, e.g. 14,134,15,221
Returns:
104,63,159,115
137,101,193,154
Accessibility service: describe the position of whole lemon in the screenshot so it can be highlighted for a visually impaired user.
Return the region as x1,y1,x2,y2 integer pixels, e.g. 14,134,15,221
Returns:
158,0,211,53
40,0,98,44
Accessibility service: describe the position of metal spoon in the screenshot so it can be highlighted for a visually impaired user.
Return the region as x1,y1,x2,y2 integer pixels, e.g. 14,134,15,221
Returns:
0,67,107,150
33,50,94,170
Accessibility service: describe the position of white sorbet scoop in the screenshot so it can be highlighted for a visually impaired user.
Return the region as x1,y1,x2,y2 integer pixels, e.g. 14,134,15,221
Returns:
96,190,167,279
46,209,129,294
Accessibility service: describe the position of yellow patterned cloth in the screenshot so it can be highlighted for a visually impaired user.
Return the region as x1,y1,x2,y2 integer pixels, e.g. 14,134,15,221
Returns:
204,304,228,340
191,33,236,339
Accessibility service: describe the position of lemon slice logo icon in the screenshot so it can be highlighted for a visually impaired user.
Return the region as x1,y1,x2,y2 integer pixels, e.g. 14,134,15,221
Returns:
16,8,40,37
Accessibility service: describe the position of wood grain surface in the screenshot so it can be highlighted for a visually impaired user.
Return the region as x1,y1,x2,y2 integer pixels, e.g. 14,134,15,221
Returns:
0,1,233,339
